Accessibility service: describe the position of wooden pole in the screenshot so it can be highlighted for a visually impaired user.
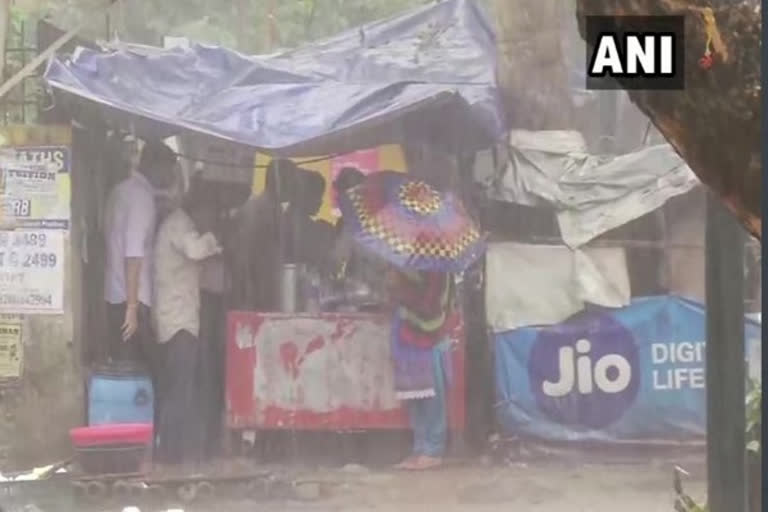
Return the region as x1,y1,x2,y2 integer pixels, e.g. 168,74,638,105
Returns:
705,193,746,512
0,0,10,81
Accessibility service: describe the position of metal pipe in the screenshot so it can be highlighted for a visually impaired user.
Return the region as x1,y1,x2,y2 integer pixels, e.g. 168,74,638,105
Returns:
705,194,746,512
279,263,300,313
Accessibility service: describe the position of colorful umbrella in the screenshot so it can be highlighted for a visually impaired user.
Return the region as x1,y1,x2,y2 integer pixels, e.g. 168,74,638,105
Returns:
338,172,486,272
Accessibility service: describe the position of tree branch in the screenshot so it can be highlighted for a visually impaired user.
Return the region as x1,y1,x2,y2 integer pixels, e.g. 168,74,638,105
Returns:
575,0,761,240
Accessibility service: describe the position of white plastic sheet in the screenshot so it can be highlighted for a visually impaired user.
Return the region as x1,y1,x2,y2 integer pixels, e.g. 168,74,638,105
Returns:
485,242,630,333
476,130,700,248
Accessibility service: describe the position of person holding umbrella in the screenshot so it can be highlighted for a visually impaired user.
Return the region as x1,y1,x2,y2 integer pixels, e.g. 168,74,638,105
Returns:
337,173,485,470
387,267,454,469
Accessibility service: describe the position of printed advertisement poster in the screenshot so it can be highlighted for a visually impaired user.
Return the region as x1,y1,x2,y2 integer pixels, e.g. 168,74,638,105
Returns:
253,145,407,223
0,230,64,314
494,296,761,443
0,146,71,229
0,316,22,379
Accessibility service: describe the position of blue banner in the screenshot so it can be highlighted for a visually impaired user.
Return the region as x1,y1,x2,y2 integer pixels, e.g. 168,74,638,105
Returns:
494,296,761,443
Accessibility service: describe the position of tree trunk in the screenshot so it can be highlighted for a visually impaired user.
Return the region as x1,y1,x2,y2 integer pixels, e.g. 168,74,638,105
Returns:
575,0,761,240
492,0,578,130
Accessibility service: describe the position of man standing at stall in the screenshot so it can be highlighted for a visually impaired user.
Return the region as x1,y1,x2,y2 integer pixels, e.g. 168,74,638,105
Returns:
230,159,298,311
284,168,334,267
330,167,366,273
103,140,176,369
153,176,222,468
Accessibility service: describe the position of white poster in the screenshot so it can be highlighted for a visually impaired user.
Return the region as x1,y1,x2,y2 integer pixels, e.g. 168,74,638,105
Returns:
0,316,22,379
0,230,64,314
0,146,71,229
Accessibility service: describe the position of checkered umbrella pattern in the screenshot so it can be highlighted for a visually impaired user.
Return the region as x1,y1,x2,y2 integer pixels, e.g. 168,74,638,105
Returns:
338,172,486,272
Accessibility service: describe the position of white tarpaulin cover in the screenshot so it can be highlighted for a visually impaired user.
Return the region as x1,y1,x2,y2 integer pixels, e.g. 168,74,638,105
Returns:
485,242,631,333
475,130,700,248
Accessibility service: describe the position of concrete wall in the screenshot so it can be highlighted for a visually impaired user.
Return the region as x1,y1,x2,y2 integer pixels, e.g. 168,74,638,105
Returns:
0,125,83,469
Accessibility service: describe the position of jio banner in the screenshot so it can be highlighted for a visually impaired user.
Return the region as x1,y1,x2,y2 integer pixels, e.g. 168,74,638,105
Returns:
495,296,761,443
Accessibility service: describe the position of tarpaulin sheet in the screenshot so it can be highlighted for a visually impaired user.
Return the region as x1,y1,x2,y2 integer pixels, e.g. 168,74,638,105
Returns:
495,296,761,443
43,0,504,156
475,130,699,248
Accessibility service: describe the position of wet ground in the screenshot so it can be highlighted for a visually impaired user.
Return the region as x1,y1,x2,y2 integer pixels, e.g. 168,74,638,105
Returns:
0,454,706,512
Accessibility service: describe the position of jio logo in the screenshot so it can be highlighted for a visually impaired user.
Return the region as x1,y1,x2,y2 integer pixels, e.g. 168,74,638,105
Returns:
528,313,640,429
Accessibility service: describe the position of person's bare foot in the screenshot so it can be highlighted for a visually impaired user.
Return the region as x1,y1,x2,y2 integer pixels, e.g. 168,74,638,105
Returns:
394,455,420,470
407,455,443,471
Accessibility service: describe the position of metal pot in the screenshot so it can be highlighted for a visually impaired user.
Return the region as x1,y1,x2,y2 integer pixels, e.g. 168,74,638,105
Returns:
279,263,300,313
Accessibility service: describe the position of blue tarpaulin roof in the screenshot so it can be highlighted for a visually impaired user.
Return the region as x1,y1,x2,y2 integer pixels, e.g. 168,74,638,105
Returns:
43,0,505,156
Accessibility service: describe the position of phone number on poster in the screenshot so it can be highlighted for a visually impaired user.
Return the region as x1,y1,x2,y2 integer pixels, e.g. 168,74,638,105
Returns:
0,293,53,307
0,232,49,248
0,252,57,268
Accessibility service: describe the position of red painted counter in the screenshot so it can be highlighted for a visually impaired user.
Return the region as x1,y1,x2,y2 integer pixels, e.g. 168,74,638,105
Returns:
226,311,465,432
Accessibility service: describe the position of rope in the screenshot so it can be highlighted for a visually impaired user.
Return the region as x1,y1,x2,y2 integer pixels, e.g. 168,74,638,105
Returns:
174,150,339,170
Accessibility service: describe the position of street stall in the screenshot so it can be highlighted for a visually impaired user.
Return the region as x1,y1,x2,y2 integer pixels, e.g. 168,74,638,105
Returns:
225,150,476,436
41,0,505,468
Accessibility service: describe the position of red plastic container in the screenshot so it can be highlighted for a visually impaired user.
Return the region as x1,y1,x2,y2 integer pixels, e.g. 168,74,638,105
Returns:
70,424,153,475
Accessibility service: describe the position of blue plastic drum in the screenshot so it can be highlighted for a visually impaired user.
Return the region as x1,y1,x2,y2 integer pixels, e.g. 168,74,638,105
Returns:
88,362,154,426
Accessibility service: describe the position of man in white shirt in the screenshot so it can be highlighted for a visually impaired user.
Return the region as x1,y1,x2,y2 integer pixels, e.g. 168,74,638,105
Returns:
153,178,222,467
103,141,176,368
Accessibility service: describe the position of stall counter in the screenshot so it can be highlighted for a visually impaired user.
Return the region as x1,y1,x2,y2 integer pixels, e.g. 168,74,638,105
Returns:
226,311,465,432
